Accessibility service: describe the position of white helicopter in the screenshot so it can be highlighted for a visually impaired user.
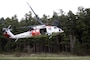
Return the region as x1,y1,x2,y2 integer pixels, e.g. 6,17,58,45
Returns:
3,3,64,42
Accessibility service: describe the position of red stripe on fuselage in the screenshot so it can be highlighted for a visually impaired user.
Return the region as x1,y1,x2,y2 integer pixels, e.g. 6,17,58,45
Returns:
3,32,10,38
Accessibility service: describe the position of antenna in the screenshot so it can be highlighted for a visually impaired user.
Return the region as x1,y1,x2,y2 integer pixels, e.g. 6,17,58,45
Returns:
27,2,44,25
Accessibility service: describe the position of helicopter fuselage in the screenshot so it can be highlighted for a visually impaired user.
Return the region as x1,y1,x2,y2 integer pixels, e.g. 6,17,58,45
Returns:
3,25,64,39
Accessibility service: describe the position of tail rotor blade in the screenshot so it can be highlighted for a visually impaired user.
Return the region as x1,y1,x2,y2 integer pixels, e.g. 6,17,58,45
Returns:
7,25,11,29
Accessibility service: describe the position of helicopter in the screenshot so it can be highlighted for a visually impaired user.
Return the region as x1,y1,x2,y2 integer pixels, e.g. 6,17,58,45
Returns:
2,3,64,42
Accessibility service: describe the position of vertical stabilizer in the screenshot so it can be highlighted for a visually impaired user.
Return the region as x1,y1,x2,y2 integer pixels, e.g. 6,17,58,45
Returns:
3,25,15,38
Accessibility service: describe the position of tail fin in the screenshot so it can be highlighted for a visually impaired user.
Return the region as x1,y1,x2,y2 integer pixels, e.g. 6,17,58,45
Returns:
3,25,15,38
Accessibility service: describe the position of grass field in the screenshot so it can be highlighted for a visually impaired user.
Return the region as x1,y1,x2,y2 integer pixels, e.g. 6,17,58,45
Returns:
0,53,90,60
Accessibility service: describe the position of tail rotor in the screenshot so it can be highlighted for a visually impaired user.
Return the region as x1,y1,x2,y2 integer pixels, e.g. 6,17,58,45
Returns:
3,25,12,32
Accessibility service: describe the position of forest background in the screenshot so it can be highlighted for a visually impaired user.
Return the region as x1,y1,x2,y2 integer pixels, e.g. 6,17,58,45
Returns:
0,6,90,56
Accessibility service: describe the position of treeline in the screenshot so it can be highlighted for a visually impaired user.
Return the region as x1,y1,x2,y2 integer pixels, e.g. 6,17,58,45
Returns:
0,7,90,55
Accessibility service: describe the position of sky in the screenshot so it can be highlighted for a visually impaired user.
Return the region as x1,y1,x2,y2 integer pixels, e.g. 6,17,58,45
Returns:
0,0,90,21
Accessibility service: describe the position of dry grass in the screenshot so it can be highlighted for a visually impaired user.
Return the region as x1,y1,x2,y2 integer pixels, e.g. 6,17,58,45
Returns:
0,53,90,60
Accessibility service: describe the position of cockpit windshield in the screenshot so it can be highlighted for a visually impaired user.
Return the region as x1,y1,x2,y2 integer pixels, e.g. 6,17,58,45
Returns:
54,26,57,29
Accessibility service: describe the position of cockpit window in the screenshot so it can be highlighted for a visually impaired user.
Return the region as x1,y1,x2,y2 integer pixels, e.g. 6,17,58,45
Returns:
59,29,61,31
54,26,57,29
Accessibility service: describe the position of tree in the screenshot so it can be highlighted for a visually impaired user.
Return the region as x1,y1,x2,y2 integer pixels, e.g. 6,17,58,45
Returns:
65,11,78,53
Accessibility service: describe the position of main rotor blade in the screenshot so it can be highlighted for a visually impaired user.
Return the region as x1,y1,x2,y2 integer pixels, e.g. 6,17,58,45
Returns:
27,2,44,25
52,20,60,27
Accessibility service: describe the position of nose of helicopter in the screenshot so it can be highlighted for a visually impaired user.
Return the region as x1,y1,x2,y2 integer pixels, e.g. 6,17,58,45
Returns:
59,28,64,33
